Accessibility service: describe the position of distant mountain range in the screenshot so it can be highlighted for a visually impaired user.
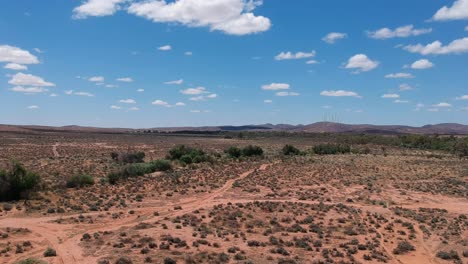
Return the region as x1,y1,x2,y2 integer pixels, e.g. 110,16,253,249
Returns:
1,122,468,135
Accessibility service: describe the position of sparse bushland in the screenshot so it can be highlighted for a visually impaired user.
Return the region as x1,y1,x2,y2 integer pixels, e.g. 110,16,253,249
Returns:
66,174,94,188
14,259,47,264
282,144,301,156
111,151,145,164
225,145,264,158
436,250,460,260
167,145,210,164
108,160,172,184
312,144,351,155
392,241,415,255
0,162,41,201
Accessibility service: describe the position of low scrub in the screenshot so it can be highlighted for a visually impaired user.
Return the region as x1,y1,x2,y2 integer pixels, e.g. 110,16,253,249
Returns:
225,145,264,158
66,174,94,188
108,160,172,184
312,144,351,155
282,145,301,156
0,162,41,201
167,145,209,164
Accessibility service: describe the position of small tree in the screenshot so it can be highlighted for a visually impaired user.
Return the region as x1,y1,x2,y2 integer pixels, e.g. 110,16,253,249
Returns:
225,146,242,158
282,145,301,156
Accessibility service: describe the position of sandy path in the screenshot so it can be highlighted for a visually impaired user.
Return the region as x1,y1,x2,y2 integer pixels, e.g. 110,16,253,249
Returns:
52,143,59,157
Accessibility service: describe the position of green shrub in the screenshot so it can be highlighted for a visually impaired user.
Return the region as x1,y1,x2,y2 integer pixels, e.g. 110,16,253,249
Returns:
43,247,57,257
167,145,209,164
0,162,41,201
66,174,94,188
225,147,242,158
312,144,351,155
241,145,264,157
392,241,415,255
108,160,172,184
14,258,47,264
436,250,460,260
282,145,301,156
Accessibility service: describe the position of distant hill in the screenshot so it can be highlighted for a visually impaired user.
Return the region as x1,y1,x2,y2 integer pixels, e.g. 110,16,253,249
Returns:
1,122,467,135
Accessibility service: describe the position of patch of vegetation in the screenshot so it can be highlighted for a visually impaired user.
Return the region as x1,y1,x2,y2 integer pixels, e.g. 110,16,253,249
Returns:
167,145,209,164
43,247,57,257
312,144,351,155
66,174,94,188
111,151,145,164
0,162,41,201
392,241,415,255
436,250,460,260
282,144,301,156
14,259,47,264
241,145,264,157
225,146,242,158
108,160,172,184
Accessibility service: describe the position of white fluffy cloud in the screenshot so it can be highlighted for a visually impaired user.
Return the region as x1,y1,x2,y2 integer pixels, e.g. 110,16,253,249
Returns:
119,99,136,104
264,99,272,103
403,37,468,55
137,89,144,92
385,73,414,79
433,102,452,107
65,90,95,97
456,95,468,100
8,73,55,87
382,93,400,98
320,90,361,98
116,77,133,82
152,100,186,107
158,45,172,51
322,32,347,44
411,59,434,69
190,93,217,101
89,76,105,82
73,0,127,19
27,105,39,110
164,79,184,85
127,0,271,35
394,100,409,104
261,83,290,90
275,91,299,97
399,84,413,91
4,63,28,70
0,45,39,65
10,86,49,94
180,87,208,95
432,0,468,21
110,105,121,110
345,54,379,73
367,25,432,39
275,51,315,61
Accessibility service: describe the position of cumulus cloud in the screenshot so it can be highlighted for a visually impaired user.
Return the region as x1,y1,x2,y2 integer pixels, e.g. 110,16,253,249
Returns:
276,91,299,97
411,59,434,69
10,86,49,94
322,32,347,44
116,77,133,82
403,37,468,55
158,45,172,51
180,87,208,95
344,54,379,73
306,60,319,64
367,25,432,39
27,105,39,109
89,76,104,82
119,99,136,104
381,93,400,98
264,99,272,103
152,100,186,107
0,45,39,65
432,0,468,21
385,73,414,79
65,90,95,97
72,0,128,19
8,73,55,87
164,79,183,85
184,51,193,56
433,102,452,108
137,89,144,92
127,0,271,35
320,90,361,98
110,105,121,110
4,63,28,70
261,83,290,90
456,95,468,100
394,99,409,103
275,51,315,61
190,93,217,101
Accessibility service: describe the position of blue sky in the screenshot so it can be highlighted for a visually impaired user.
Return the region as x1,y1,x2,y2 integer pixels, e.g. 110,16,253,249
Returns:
1,0,467,128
